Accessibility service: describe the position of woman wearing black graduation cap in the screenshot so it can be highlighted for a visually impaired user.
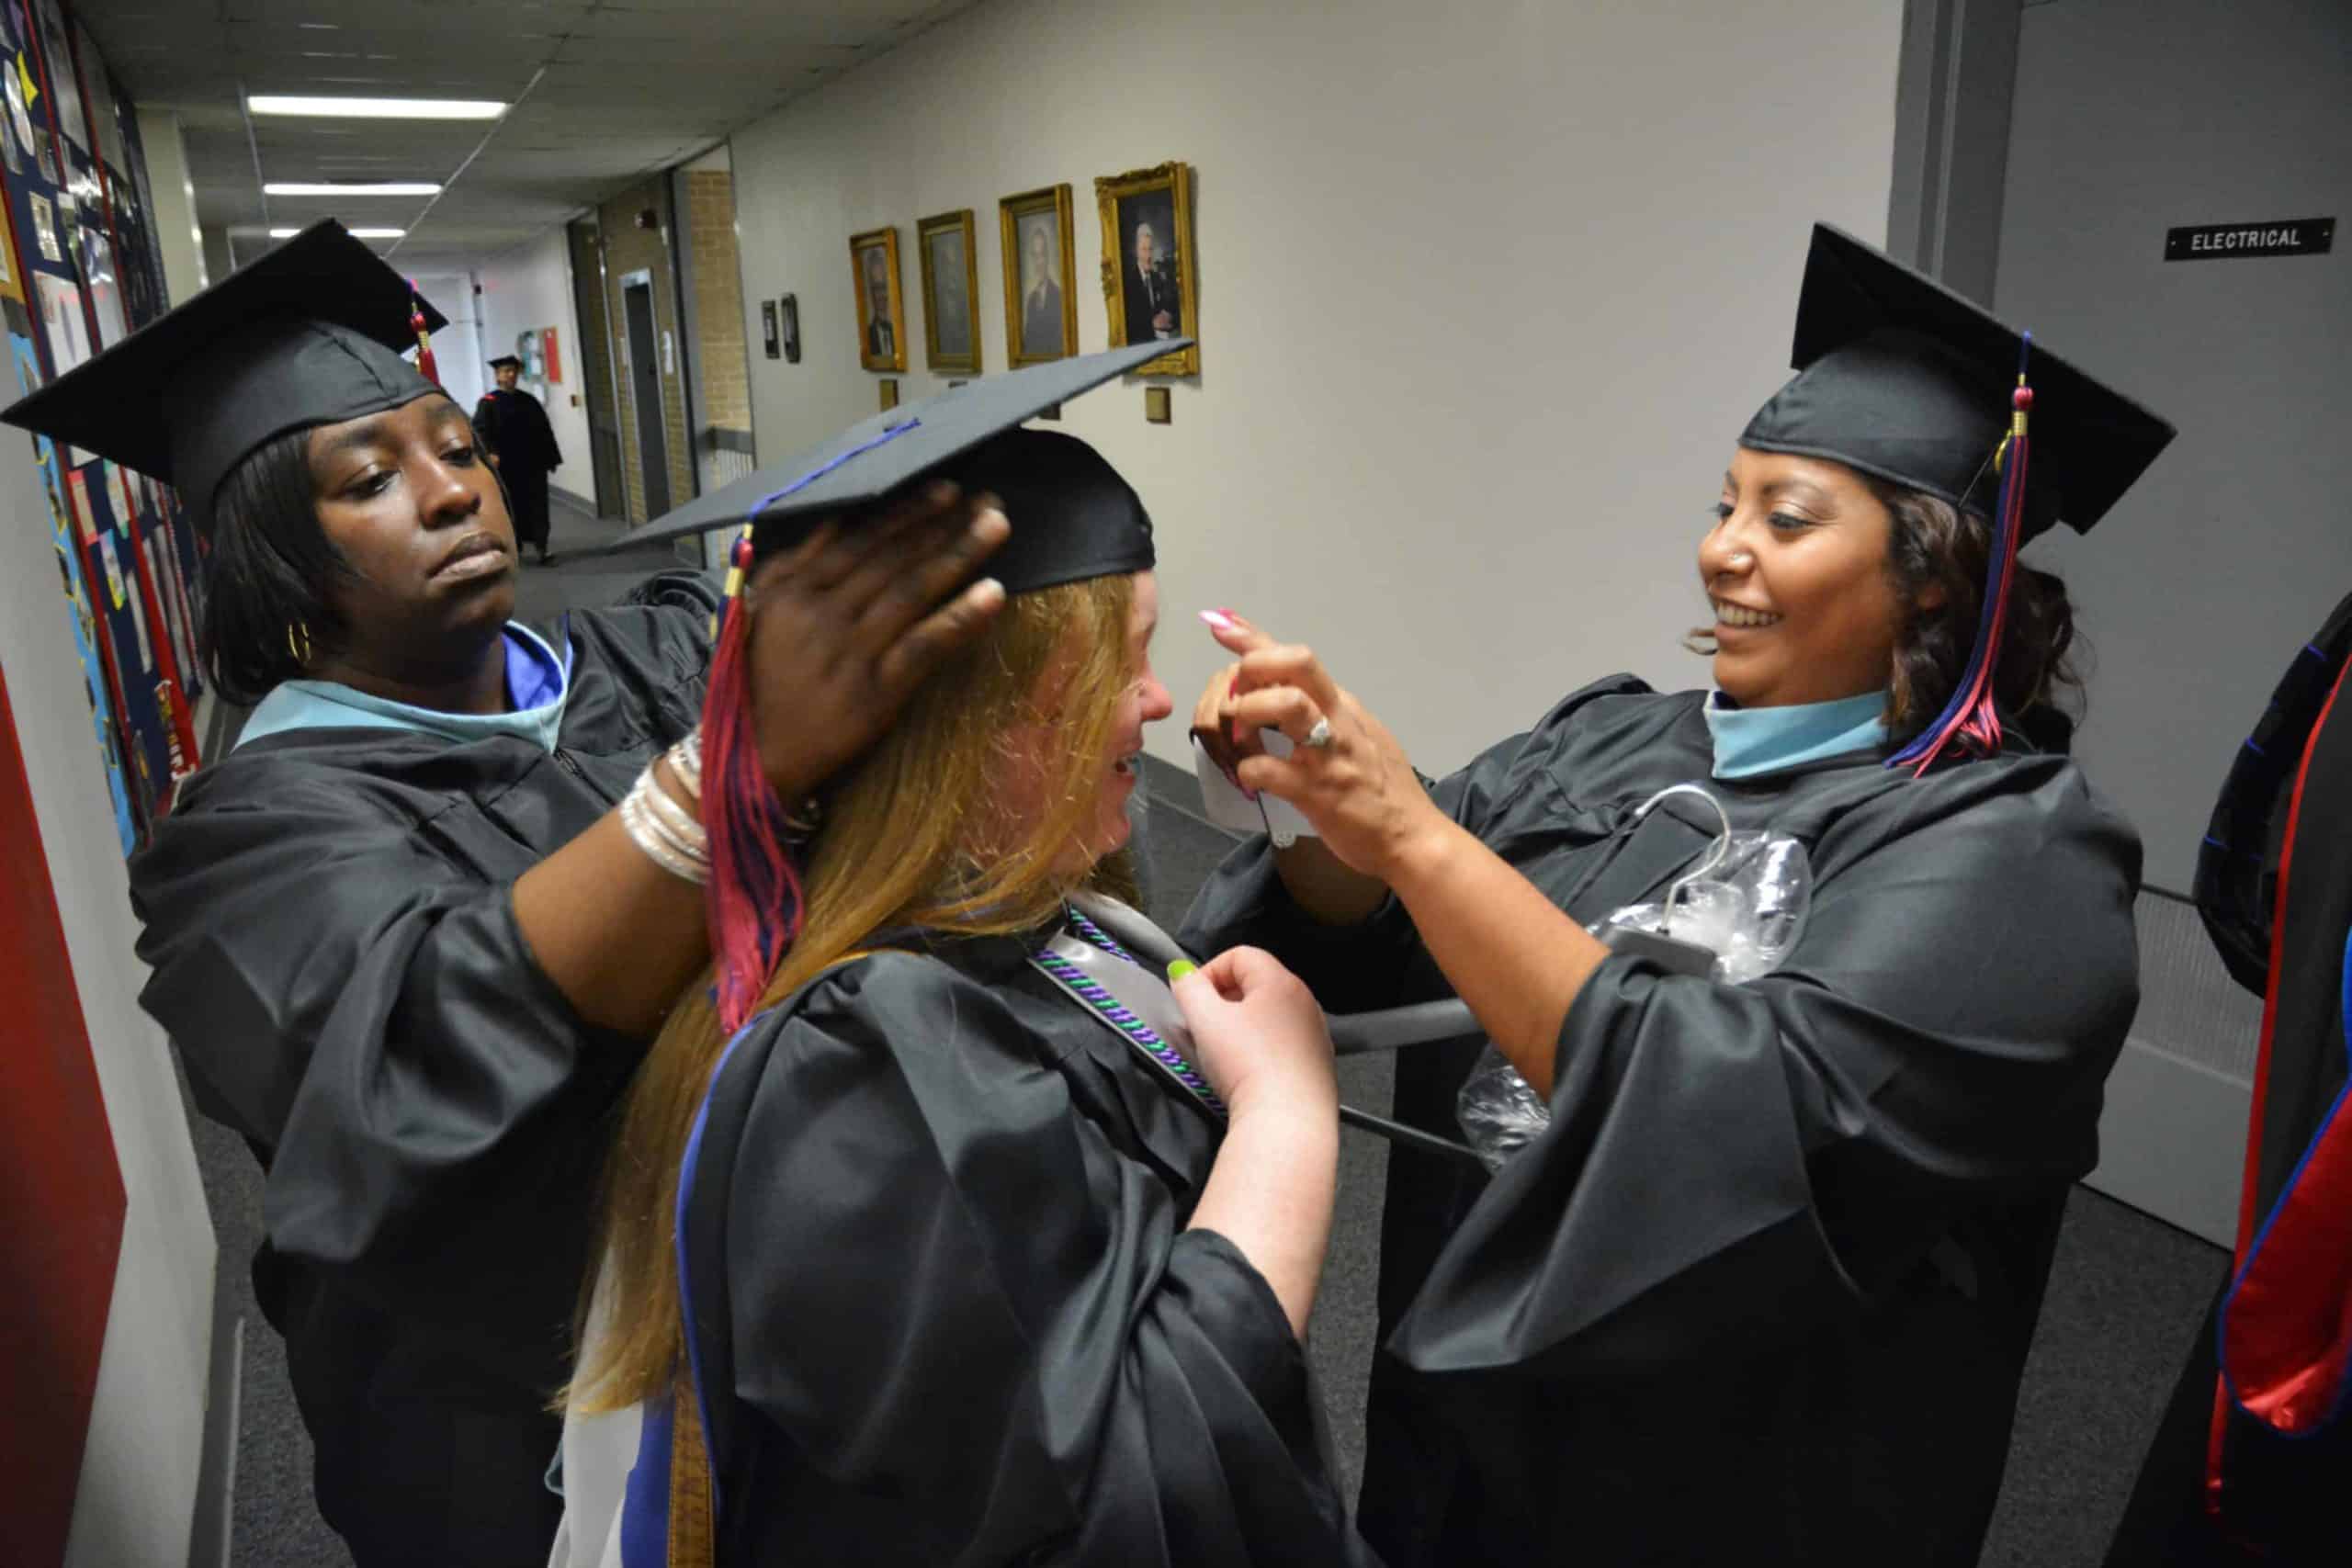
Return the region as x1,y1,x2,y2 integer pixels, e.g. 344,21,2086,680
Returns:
556,348,1370,1564
1181,225,2177,1566
0,220,1014,1566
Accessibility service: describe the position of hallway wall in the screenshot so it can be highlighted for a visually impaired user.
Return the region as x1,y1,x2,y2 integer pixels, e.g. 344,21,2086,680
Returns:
727,0,1904,774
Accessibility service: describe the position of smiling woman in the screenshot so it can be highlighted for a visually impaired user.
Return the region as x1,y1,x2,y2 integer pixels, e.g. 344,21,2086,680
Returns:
0,220,1015,1568
1178,223,2177,1566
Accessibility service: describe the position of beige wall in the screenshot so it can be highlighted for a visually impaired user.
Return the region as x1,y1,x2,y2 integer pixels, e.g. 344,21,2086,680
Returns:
728,0,1903,773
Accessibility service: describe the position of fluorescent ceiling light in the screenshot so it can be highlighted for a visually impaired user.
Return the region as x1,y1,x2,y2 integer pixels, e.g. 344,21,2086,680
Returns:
248,95,504,120
272,227,403,239
264,181,441,197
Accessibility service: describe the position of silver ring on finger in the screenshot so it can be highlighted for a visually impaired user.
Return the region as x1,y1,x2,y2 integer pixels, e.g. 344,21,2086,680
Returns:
1304,716,1334,750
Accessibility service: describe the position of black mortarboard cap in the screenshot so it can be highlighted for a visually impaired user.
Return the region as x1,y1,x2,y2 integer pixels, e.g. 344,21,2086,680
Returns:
1740,224,2173,540
0,219,447,522
488,355,523,370
594,340,1182,592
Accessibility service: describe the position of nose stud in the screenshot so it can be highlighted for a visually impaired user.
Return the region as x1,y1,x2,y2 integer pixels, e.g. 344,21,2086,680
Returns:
1726,551,1754,570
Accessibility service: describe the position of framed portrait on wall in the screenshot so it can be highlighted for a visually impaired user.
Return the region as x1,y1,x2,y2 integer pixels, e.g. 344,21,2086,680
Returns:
999,184,1076,367
849,226,906,373
1095,161,1197,377
917,209,980,376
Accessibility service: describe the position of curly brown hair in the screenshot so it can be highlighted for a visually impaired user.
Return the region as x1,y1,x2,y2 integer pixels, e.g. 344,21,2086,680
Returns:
1871,479,2085,748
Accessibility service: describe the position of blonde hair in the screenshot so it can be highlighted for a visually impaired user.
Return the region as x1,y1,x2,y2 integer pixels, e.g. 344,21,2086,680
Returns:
569,572,1138,1414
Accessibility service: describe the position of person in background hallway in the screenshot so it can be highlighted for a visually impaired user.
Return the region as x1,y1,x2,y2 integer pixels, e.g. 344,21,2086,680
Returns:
1181,224,2176,1566
0,219,1010,1568
475,354,563,565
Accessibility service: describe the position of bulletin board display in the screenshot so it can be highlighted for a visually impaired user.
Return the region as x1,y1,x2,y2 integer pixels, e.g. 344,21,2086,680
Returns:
0,0,200,843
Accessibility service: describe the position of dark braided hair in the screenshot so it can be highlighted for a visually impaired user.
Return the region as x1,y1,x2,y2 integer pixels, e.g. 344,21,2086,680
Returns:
1871,479,2086,750
196,428,353,705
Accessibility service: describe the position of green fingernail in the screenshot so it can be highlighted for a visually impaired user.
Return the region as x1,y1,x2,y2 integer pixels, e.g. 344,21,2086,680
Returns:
1167,960,1197,982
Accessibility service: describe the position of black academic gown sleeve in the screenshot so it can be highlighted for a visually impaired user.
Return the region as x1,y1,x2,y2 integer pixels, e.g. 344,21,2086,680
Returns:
471,391,511,454
525,391,562,469
695,953,1372,1565
1392,757,2140,1375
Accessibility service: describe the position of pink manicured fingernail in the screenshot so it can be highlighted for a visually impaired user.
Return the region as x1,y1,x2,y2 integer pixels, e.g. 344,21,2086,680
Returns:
1199,609,1236,631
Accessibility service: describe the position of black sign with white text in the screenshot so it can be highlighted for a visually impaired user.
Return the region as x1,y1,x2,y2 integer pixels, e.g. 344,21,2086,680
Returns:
2165,219,2334,262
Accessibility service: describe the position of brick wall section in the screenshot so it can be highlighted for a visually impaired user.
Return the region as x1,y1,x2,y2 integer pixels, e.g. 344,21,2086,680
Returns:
595,176,693,525
684,170,752,434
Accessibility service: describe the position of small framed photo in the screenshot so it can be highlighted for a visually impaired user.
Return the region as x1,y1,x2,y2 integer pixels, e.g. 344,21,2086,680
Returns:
849,227,906,373
780,294,800,364
762,298,780,359
1000,183,1077,367
1095,160,1197,377
917,209,981,376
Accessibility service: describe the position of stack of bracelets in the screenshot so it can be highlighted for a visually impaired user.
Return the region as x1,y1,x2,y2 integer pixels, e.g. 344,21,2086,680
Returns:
618,729,824,885
620,728,709,884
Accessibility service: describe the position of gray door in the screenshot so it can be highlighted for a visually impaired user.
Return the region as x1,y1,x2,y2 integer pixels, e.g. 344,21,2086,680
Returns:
1997,0,2351,1245
622,278,672,520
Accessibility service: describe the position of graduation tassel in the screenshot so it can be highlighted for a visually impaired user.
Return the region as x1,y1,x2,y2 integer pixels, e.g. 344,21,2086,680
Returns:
692,417,925,1031
409,279,442,387
1888,336,2034,774
701,527,806,1035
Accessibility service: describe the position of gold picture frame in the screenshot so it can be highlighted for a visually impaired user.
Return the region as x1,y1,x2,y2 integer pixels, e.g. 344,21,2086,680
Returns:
916,209,981,376
1095,160,1197,377
849,226,907,373
1000,183,1077,367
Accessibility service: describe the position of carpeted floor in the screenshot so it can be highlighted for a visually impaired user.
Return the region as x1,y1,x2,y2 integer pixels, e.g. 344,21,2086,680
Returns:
186,497,2227,1563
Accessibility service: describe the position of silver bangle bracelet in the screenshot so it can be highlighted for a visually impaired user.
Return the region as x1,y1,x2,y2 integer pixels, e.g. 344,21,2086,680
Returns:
621,769,709,885
668,728,704,800
642,767,707,853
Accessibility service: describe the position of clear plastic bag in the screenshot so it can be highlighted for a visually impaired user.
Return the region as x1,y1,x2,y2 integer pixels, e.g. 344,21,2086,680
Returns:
1456,809,1814,1173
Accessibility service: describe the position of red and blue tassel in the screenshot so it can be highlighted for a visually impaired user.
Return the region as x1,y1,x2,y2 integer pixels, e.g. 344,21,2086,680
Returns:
409,277,442,388
1888,334,2034,774
702,524,806,1034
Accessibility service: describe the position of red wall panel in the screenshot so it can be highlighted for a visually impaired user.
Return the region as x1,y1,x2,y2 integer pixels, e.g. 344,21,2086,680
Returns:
0,663,127,1567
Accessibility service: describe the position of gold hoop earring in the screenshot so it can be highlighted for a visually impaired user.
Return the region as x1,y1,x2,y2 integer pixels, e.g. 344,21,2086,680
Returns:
287,623,312,665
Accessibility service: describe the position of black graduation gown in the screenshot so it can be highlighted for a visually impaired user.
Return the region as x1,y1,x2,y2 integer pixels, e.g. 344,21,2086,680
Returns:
1180,675,2143,1567
129,583,712,1565
674,923,1374,1566
475,389,562,549
2105,588,2352,1566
